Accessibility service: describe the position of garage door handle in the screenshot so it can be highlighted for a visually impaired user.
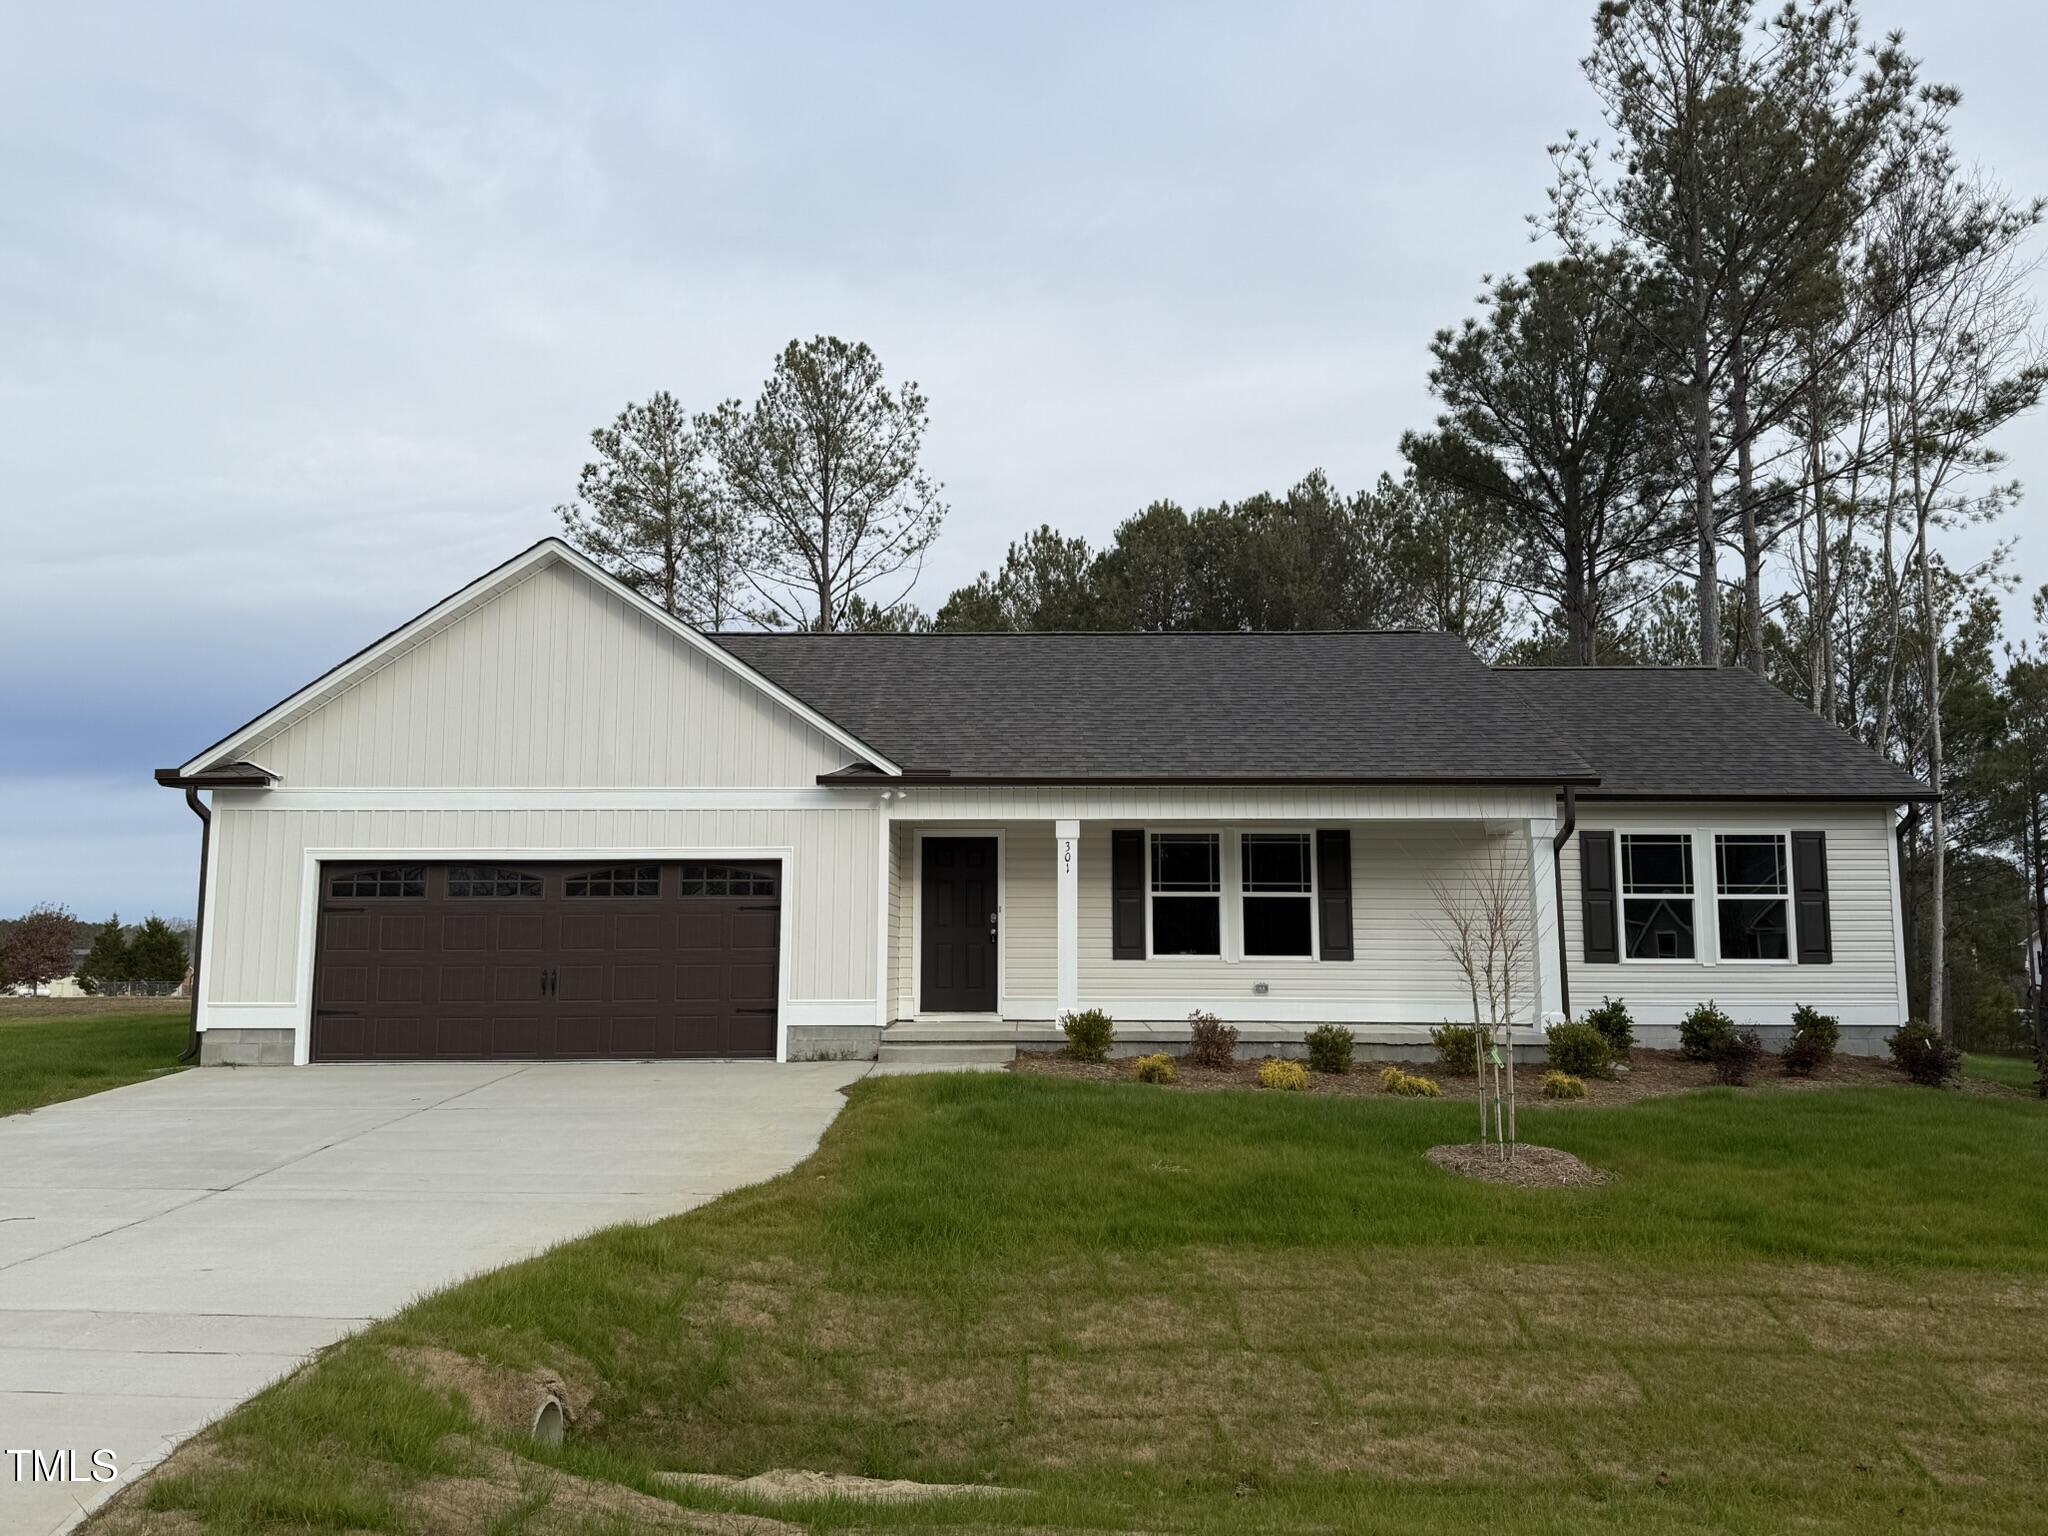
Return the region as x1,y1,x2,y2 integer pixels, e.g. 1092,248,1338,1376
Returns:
737,903,779,911
737,1007,777,1014
316,1009,359,1017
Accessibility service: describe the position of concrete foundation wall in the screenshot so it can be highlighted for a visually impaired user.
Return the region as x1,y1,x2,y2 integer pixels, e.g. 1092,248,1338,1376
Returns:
201,1027,296,1066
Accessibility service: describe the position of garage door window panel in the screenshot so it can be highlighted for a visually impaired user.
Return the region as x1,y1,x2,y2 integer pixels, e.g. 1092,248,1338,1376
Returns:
331,866,426,899
565,866,661,898
447,866,544,898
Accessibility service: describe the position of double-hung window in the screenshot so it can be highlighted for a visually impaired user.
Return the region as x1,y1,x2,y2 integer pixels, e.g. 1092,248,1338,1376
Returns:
1149,833,1221,956
1715,834,1790,960
1241,832,1314,957
1620,834,1694,959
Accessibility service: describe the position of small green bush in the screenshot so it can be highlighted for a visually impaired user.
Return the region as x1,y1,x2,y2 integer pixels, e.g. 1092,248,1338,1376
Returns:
1431,1023,1479,1075
1184,1010,1239,1069
1712,1028,1765,1086
1131,1052,1176,1084
1888,1018,1961,1087
1304,1024,1355,1075
1060,1008,1115,1063
1378,1065,1442,1097
1541,1069,1586,1100
1583,996,1635,1058
1258,1059,1308,1091
1679,1001,1737,1062
1546,1020,1614,1079
1782,1004,1840,1077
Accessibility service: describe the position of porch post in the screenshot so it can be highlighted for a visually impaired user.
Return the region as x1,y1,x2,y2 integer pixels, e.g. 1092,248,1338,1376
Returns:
1526,816,1565,1023
1056,818,1080,1015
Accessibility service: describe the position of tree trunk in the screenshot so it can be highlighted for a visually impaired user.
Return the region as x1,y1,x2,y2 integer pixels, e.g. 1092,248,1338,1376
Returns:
1914,482,1947,1040
1731,337,1764,673
1563,523,1592,665
2029,779,2047,1097
1690,305,1721,668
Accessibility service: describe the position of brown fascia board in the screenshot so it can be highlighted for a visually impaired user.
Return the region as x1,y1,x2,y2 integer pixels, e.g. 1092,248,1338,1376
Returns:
155,764,276,790
1571,787,1940,804
819,771,1604,788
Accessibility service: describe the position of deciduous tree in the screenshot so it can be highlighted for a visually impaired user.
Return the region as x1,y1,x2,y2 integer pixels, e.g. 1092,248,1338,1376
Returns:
3,904,80,995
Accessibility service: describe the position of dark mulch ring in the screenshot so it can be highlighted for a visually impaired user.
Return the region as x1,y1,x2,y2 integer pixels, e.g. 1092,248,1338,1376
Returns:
1426,1142,1613,1188
1011,1046,1914,1105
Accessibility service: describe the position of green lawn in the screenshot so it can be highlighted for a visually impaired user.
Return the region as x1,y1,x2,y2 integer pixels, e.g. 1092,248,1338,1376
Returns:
0,1006,188,1116
114,1073,2048,1536
1963,1051,2042,1093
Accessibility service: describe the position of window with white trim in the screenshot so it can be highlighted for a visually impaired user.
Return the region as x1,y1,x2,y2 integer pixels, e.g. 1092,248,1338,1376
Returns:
1241,832,1314,957
1149,832,1221,956
1715,834,1790,960
1620,834,1694,959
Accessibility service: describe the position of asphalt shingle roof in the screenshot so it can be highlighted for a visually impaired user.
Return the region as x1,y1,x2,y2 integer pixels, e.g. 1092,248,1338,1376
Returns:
1497,666,1934,800
716,630,1598,784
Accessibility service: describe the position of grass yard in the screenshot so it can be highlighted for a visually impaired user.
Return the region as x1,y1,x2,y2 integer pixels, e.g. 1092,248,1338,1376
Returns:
1963,1051,2042,1094
0,1002,188,1116
99,1072,2048,1536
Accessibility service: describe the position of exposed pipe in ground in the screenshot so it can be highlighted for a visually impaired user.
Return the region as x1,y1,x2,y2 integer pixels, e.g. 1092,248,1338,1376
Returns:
177,787,211,1064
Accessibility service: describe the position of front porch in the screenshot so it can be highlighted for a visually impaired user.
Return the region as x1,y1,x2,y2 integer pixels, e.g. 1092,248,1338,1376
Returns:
875,785,1569,1065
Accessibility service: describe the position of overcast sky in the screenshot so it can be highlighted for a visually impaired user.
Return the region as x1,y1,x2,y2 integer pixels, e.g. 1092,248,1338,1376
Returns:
3,1,2043,921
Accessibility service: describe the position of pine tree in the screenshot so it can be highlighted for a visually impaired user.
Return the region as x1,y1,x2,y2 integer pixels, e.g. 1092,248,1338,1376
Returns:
75,916,131,996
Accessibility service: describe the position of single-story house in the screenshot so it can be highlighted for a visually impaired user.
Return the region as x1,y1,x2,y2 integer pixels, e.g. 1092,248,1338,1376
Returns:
157,538,1932,1067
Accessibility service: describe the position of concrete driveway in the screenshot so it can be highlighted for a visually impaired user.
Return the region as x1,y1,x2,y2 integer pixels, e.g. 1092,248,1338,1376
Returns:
0,1059,867,1536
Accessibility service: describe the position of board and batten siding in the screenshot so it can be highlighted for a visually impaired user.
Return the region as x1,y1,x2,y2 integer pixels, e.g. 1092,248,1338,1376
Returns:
204,803,878,1010
240,560,853,788
1559,801,1905,1030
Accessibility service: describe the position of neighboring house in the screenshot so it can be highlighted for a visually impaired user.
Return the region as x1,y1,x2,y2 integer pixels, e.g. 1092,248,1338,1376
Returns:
157,538,1932,1067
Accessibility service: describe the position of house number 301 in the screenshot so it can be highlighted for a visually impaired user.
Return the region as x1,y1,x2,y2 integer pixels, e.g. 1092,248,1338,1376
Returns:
1061,839,1074,874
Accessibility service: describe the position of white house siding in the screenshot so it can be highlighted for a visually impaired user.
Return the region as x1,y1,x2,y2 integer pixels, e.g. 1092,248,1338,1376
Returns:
239,560,853,788
1560,801,1905,1044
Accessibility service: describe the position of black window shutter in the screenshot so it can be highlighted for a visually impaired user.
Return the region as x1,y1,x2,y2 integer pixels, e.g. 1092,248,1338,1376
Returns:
1315,829,1354,961
1792,830,1832,964
1580,830,1619,964
1111,830,1145,960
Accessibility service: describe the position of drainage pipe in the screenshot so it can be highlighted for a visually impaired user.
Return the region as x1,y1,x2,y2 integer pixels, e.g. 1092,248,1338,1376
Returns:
177,787,210,1064
1550,785,1577,1020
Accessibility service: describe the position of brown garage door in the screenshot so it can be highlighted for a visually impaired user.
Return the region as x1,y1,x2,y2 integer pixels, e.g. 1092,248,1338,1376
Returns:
310,861,780,1061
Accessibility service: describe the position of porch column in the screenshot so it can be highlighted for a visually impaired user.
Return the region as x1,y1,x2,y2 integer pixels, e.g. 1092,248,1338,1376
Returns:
1526,816,1566,1023
1056,818,1080,1015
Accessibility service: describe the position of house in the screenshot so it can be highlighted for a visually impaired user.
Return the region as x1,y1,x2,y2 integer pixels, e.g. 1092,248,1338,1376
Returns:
156,538,1932,1067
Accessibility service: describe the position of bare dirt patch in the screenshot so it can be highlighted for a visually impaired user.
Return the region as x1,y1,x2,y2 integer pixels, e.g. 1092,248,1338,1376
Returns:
390,1345,598,1439
1013,1045,1907,1104
1425,1142,1613,1188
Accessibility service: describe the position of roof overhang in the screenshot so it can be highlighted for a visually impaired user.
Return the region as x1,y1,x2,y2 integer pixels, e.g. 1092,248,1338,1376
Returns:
171,539,903,781
821,771,1605,788
155,762,276,791
1571,789,1941,804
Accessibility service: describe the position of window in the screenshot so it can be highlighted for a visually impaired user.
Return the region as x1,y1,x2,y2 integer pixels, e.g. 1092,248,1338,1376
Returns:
1716,834,1790,960
1620,834,1694,959
329,866,425,899
1150,833,1220,956
446,866,542,898
678,863,777,897
564,865,661,898
1241,832,1313,957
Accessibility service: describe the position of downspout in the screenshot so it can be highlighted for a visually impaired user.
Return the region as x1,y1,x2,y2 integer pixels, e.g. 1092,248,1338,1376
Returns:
1551,785,1577,1019
178,787,211,1063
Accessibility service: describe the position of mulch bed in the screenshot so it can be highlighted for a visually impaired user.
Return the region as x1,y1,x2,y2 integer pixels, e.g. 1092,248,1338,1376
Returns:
1426,1142,1613,1188
1010,1046,1912,1105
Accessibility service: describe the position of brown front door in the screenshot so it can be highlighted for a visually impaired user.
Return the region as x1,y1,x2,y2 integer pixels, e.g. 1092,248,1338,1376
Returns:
311,861,780,1060
920,837,998,1012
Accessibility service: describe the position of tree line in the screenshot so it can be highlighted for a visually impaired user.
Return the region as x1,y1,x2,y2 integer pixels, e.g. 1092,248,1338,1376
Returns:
557,2,2045,1062
0,906,190,996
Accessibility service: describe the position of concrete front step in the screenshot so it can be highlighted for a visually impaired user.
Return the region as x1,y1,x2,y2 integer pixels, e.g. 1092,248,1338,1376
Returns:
875,1041,1018,1065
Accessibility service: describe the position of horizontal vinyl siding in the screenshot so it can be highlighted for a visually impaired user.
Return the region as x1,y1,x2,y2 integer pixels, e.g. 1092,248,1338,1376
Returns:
1067,821,1536,1024
1561,802,1903,1029
244,562,851,788
205,805,877,1006
891,785,1553,823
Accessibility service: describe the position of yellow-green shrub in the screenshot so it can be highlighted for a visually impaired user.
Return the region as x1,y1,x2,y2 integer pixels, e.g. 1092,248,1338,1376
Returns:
1542,1070,1586,1100
1378,1066,1442,1098
1131,1052,1176,1084
1258,1059,1308,1091
1060,1008,1115,1062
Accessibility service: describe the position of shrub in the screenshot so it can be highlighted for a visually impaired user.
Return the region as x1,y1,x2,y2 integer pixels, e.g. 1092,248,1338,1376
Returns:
1782,1004,1840,1077
1888,1018,1961,1087
1304,1024,1355,1075
1711,1028,1765,1086
1258,1059,1308,1091
1379,1066,1442,1098
1131,1052,1176,1085
1679,1001,1737,1062
1546,1021,1614,1079
1184,1010,1239,1069
1430,1023,1479,1075
1541,1070,1586,1100
1582,996,1635,1058
1060,1008,1115,1063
